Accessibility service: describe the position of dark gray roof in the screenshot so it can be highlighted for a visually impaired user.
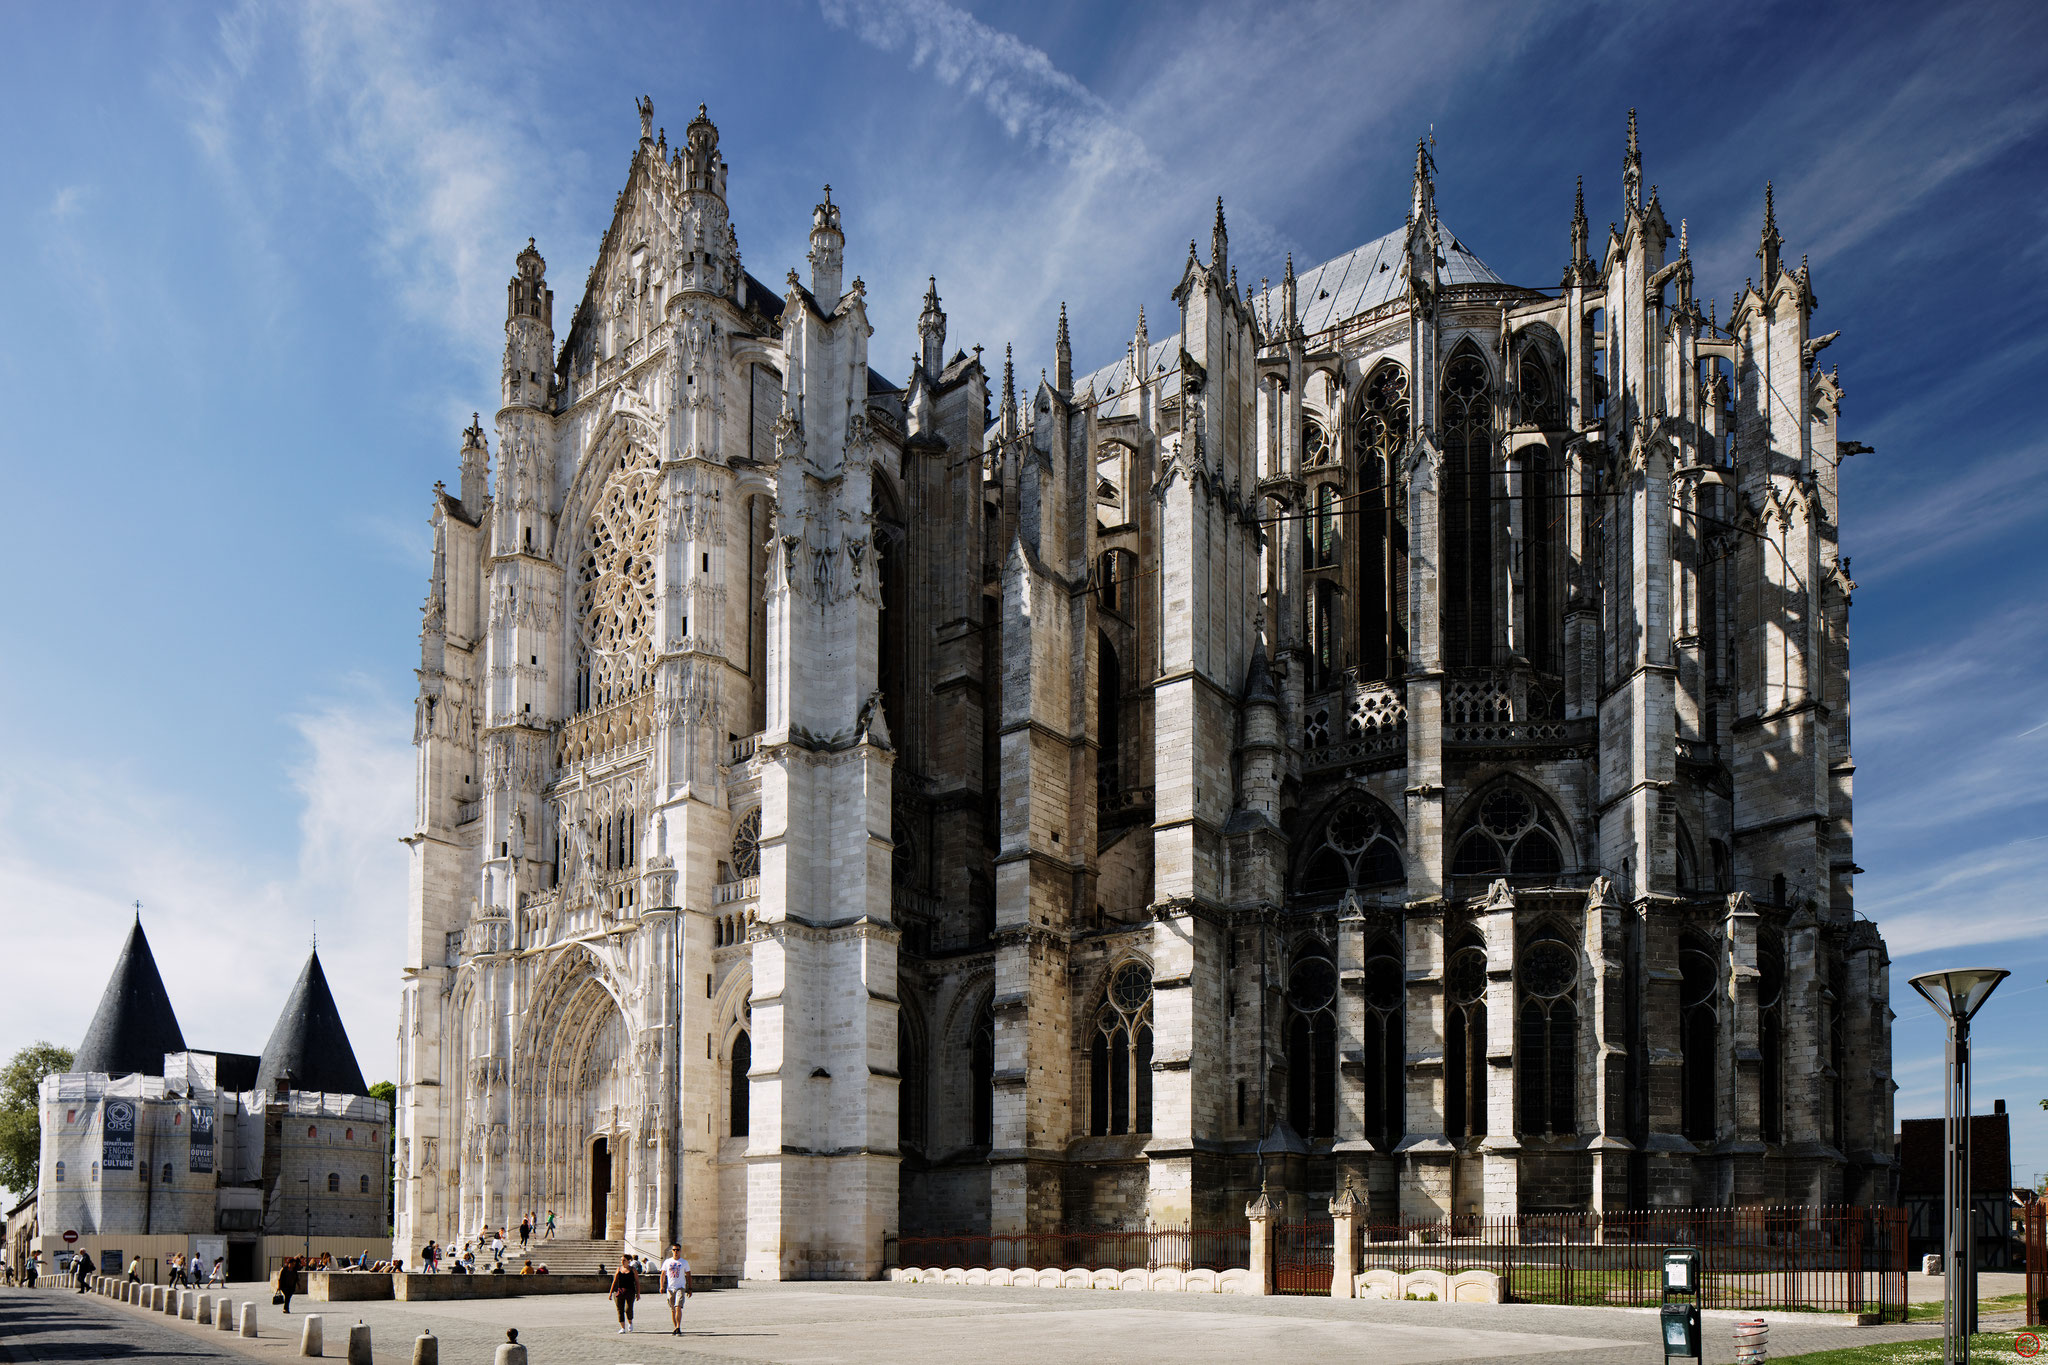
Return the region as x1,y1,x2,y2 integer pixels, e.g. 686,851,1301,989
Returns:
207,1051,263,1092
255,951,368,1098
75,918,187,1078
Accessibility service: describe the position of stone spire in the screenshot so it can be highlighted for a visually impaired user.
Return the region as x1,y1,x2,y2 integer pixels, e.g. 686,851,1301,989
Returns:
1566,175,1593,284
1211,196,1228,278
75,916,187,1079
1622,107,1642,212
1055,301,1072,392
918,276,946,378
1281,252,1298,337
459,412,489,513
1001,342,1017,431
503,238,552,410
808,184,844,302
1757,180,1784,281
1409,136,1434,224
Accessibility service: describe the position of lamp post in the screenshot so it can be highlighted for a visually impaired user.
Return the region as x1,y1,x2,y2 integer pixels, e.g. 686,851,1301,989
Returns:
1908,968,2008,1365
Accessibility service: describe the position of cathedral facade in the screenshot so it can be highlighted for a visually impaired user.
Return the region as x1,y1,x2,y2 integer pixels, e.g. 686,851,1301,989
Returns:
395,101,1893,1279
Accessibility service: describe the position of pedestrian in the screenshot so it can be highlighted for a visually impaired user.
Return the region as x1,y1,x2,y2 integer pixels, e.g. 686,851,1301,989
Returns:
72,1249,94,1292
26,1252,40,1288
518,1214,531,1250
209,1256,226,1286
609,1253,639,1334
660,1242,690,1335
277,1256,300,1315
1,1243,10,1285
491,1230,505,1266
545,1208,556,1240
127,1255,141,1284
423,1240,437,1273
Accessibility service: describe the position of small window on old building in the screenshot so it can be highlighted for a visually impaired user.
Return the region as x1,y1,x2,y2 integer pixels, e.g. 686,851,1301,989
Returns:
309,1126,318,1139
360,1174,370,1194
162,1163,173,1185
345,1128,353,1141
328,1173,340,1193
54,1160,64,1183
91,1161,99,1182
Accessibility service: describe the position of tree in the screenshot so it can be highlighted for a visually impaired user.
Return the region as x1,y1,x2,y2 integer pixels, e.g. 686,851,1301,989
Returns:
368,1081,397,1235
0,1042,75,1197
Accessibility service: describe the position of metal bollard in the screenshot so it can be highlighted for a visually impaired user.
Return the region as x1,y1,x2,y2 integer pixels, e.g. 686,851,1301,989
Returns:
493,1326,527,1365
348,1320,373,1364
301,1313,324,1356
198,1294,214,1324
241,1301,260,1337
410,1329,438,1364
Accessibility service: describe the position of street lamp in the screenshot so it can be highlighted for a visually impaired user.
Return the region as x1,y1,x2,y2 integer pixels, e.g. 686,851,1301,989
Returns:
1908,968,2008,1365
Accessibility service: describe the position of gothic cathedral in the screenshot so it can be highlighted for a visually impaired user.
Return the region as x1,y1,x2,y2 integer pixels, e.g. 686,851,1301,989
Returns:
396,103,1892,1278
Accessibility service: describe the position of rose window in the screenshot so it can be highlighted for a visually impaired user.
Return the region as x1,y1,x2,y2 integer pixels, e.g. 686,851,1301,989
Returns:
574,444,658,712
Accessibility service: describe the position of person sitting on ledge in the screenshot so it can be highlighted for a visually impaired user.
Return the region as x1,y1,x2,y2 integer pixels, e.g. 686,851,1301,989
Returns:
519,1262,536,1275
535,1265,549,1275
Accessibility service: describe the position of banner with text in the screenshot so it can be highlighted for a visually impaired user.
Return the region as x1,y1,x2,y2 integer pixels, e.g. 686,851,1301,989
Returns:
188,1103,213,1174
101,1098,135,1171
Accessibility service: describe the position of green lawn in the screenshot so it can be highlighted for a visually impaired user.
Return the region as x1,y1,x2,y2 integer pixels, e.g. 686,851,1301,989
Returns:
1767,1333,2043,1365
1904,1295,2030,1323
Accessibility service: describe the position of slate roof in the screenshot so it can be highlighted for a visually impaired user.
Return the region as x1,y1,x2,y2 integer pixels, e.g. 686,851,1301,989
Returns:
74,918,187,1079
254,950,369,1098
1072,222,1506,422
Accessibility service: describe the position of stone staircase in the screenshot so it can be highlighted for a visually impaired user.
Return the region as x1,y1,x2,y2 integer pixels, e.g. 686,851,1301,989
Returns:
504,1236,624,1276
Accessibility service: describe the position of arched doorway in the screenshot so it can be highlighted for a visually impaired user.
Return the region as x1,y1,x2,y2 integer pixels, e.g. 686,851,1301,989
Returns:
589,1136,612,1236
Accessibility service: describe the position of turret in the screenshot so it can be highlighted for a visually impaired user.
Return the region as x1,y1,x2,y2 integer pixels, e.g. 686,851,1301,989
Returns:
1054,302,1072,392
679,102,727,199
1623,107,1643,213
1565,176,1594,286
808,185,844,302
919,276,946,379
1210,196,1229,283
1757,181,1784,283
459,413,489,514
503,238,553,410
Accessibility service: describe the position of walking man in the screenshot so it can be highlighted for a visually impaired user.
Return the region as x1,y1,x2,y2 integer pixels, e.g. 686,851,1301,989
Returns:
660,1243,690,1335
545,1209,556,1240
72,1250,94,1292
518,1214,531,1250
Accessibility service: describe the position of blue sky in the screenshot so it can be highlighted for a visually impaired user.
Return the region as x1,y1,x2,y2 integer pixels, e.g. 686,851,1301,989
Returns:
1,0,2044,1195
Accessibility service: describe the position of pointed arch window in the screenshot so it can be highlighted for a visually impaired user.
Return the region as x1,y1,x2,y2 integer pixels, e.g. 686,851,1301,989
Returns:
1098,632,1122,803
1307,579,1338,693
1285,942,1339,1139
1758,936,1785,1145
1517,348,1559,428
1451,786,1564,881
1445,935,1488,1139
1354,364,1410,680
1679,939,1720,1143
1442,348,1496,668
573,442,659,713
1824,962,1846,1152
970,1000,995,1147
729,1030,751,1137
1524,439,1563,673
1309,481,1339,568
1303,419,1334,469
1297,798,1404,897
1090,962,1154,1136
1517,934,1578,1136
1361,939,1405,1149
898,1006,928,1153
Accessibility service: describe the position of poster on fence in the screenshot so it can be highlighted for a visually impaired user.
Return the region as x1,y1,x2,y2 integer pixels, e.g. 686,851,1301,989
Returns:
188,1103,213,1174
102,1098,135,1171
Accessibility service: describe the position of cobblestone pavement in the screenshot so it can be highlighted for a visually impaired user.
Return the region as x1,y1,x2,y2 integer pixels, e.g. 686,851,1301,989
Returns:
5,1279,1988,1365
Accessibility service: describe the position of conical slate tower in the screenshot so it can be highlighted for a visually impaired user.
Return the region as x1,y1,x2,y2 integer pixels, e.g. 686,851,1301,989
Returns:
75,917,186,1078
254,950,368,1097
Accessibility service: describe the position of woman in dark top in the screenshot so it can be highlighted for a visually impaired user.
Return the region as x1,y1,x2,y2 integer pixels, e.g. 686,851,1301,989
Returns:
608,1254,639,1333
277,1258,300,1314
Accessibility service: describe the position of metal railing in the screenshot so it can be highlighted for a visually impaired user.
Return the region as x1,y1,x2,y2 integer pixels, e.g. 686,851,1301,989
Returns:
1344,1206,1907,1318
2027,1199,2045,1327
898,1224,1248,1273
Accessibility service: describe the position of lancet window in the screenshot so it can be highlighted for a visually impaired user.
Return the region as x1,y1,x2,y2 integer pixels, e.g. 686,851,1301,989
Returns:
1679,938,1720,1142
1758,935,1785,1145
1441,347,1496,668
1297,797,1404,897
1307,579,1338,692
1524,439,1563,674
970,999,995,1147
1354,363,1410,680
899,1004,927,1153
1446,933,1489,1139
1285,942,1338,1139
1451,785,1564,881
1516,933,1578,1136
573,442,658,713
1090,962,1154,1136
729,1030,750,1137
1360,938,1405,1149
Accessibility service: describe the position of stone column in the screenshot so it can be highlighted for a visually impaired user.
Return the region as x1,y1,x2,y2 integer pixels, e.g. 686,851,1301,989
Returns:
1479,881,1521,1218
1329,1182,1362,1299
1245,1186,1277,1297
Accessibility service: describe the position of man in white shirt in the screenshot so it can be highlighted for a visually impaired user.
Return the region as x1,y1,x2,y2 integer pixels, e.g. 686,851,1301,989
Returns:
660,1243,690,1335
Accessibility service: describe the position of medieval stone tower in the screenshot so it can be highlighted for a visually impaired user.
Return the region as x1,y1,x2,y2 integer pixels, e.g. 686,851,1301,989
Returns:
395,103,1891,1278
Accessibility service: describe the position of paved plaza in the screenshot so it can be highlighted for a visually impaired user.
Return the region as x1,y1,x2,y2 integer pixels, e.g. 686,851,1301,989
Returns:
2,1278,2005,1365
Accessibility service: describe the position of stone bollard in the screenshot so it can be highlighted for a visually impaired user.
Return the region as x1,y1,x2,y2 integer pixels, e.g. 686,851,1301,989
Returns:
1922,1254,1943,1276
1245,1184,1278,1297
347,1320,372,1364
217,1298,238,1332
241,1301,261,1337
411,1329,438,1365
301,1313,324,1356
182,1289,198,1319
198,1294,214,1324
1329,1180,1363,1300
493,1326,526,1365
169,1287,184,1315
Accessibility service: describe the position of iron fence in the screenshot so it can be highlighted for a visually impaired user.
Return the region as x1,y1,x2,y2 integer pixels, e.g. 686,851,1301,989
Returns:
2026,1200,2044,1328
897,1224,1248,1273
1353,1205,1908,1319
1275,1219,1334,1296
